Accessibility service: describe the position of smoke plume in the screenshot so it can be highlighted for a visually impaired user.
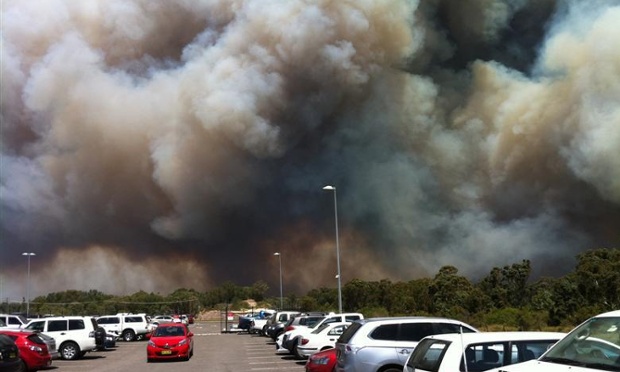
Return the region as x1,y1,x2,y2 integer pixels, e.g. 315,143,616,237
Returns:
1,0,619,300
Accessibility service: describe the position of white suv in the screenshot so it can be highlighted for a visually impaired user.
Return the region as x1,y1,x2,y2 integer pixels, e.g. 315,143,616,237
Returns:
23,316,98,360
96,313,150,341
334,317,478,372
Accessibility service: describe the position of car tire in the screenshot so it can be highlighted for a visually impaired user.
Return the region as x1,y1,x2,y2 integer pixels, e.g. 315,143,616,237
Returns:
293,344,304,360
60,341,81,360
17,359,27,372
123,329,136,342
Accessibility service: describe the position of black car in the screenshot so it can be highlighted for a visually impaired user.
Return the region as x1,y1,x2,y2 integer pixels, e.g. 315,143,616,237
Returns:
0,334,21,372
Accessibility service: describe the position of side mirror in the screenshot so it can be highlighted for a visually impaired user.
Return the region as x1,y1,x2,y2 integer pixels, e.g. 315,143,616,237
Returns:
188,332,194,337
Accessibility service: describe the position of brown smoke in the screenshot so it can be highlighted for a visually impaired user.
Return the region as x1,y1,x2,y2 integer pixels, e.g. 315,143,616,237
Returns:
1,0,619,300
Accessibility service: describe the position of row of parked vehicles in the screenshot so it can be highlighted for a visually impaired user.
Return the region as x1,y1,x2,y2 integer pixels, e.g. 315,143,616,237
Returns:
0,312,194,371
237,309,620,372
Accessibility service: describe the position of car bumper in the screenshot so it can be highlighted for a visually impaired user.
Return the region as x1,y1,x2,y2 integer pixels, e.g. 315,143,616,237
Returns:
298,347,319,357
22,352,53,370
147,344,191,360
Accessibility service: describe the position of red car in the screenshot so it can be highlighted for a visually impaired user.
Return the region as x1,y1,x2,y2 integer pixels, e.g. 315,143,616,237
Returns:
305,348,336,372
0,330,52,371
146,323,194,362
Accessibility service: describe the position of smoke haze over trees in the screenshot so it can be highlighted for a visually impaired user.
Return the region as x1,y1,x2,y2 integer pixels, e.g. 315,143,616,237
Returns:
1,0,619,299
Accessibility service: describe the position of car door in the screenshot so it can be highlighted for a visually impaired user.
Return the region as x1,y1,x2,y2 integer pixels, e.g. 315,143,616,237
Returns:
395,322,435,364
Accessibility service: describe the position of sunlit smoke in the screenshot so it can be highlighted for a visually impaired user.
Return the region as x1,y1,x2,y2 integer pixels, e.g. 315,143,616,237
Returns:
1,0,619,300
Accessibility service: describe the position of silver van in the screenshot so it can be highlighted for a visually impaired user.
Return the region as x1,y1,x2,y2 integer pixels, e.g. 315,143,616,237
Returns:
335,317,478,372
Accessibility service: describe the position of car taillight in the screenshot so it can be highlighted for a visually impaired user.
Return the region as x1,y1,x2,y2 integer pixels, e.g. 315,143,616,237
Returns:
88,331,95,338
301,338,309,345
29,345,44,354
285,326,295,332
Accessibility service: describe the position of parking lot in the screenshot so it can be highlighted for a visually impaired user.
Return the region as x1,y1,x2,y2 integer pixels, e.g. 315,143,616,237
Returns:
50,321,306,372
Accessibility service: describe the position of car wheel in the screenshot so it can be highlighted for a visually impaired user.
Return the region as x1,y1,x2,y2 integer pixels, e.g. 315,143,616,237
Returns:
60,341,81,360
293,344,304,360
17,359,27,372
123,329,136,342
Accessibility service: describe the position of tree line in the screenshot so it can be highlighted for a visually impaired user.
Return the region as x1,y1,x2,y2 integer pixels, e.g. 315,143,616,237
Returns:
3,248,618,330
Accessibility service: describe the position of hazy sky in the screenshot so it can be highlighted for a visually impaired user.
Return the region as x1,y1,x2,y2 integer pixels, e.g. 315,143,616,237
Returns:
1,0,619,301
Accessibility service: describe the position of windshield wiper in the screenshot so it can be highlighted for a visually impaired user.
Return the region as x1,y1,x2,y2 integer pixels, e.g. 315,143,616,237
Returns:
540,356,587,366
581,362,620,372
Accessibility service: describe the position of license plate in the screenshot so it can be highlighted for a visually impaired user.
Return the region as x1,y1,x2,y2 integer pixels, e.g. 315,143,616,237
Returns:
9,352,16,358
161,350,172,355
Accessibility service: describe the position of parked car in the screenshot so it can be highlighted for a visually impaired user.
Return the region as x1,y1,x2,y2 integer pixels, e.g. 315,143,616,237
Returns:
146,323,194,362
0,329,53,371
283,313,363,357
335,317,478,372
0,333,21,372
486,309,620,372
249,310,276,335
0,314,28,329
36,332,59,359
305,348,337,372
404,331,566,372
297,322,350,359
96,313,150,341
94,326,117,350
266,311,301,340
276,313,327,351
23,316,98,360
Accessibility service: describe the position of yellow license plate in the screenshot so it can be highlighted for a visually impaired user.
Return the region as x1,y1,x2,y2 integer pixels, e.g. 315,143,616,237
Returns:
161,350,172,355
10,353,16,358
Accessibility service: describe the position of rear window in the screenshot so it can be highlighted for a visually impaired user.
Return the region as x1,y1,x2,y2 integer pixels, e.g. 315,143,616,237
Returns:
338,321,364,344
406,338,450,372
345,315,362,322
69,319,85,330
27,334,46,345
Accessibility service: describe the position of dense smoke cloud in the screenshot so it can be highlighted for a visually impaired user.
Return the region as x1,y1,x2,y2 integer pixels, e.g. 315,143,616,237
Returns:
1,0,619,300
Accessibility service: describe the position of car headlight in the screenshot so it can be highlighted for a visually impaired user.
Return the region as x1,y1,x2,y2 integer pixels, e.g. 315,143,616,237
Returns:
178,338,188,346
148,340,155,347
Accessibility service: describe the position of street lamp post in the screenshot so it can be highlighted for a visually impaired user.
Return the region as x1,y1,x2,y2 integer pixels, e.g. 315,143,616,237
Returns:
323,185,342,314
22,252,36,318
274,252,283,310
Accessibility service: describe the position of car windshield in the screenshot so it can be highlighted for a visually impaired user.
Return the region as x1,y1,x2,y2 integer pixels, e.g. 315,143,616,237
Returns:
541,315,620,371
154,326,186,337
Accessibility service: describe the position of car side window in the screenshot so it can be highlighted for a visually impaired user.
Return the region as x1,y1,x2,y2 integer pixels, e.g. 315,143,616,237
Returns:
69,319,85,330
370,324,399,340
345,315,361,322
48,320,68,332
27,321,45,332
110,317,120,324
399,322,434,342
8,317,21,326
512,340,558,363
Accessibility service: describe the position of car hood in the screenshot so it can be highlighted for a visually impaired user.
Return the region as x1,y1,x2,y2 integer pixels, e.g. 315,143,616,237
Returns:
491,360,607,372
